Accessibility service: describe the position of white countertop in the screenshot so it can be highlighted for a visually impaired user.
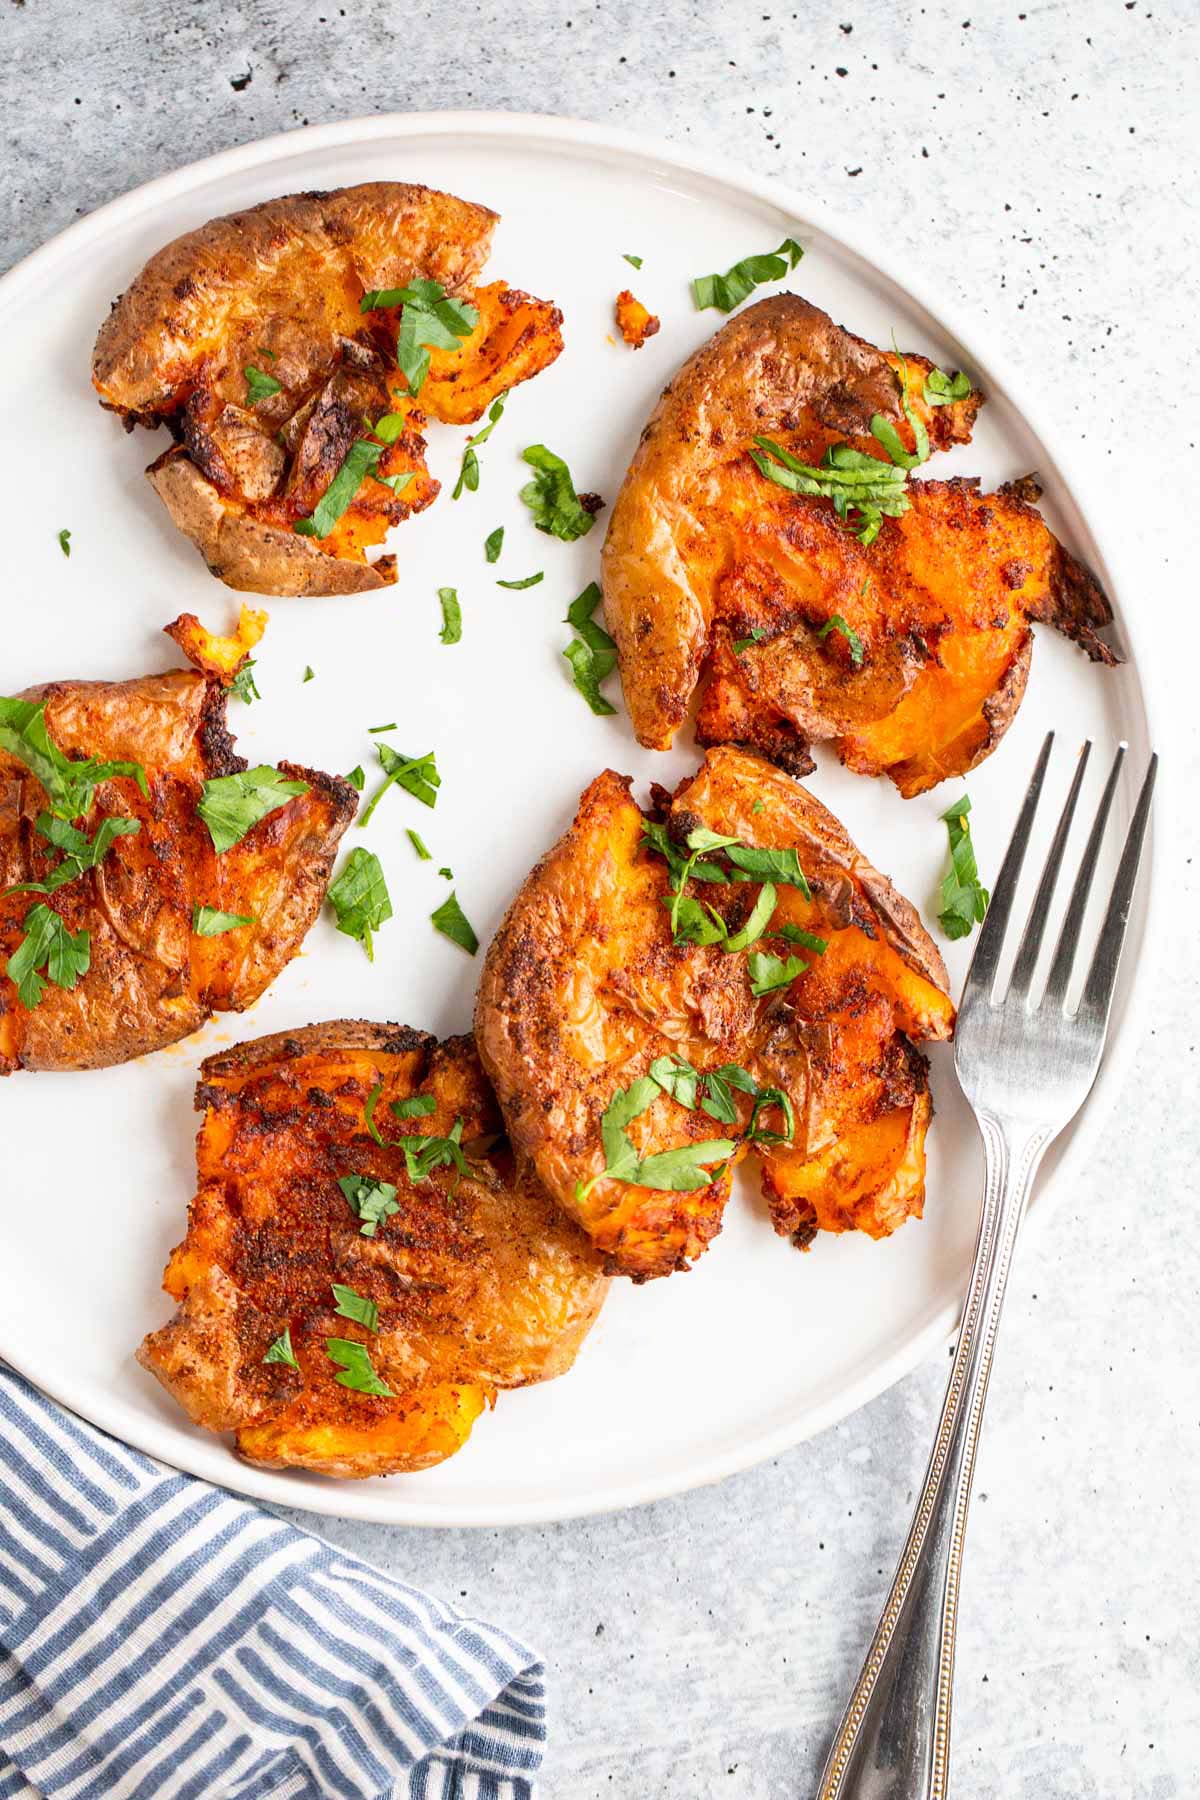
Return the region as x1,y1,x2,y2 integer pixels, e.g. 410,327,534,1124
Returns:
3,1,1196,1792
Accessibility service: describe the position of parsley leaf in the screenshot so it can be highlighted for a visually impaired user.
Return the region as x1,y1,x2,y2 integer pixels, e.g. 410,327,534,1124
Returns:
692,236,803,312
338,1171,400,1237
294,438,383,539
263,1326,299,1369
438,587,462,645
924,366,972,407
191,905,254,936
723,881,778,953
726,844,811,897
361,279,479,400
579,1072,736,1202
750,436,909,547
870,354,930,471
325,1337,393,1396
6,904,90,1010
3,812,141,898
197,766,309,854
484,526,504,563
244,364,283,405
733,628,766,656
0,697,148,822
496,572,543,590
563,582,618,715
817,613,866,667
937,794,989,939
57,528,71,558
327,847,392,959
647,1053,795,1145
331,1283,379,1331
346,765,365,791
359,745,440,826
370,411,408,444
229,661,260,704
623,253,644,269
452,391,507,499
364,1080,439,1147
775,923,828,954
302,666,315,684
520,445,597,541
399,1117,471,1186
406,828,431,861
431,890,478,955
747,949,807,996
391,1092,437,1121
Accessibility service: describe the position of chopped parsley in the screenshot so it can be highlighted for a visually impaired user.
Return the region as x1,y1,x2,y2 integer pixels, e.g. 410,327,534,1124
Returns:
191,905,254,936
346,765,365,791
0,696,147,822
870,354,930,470
359,745,440,826
406,828,431,861
361,278,479,399
691,236,803,312
294,437,384,539
368,722,397,734
431,890,478,955
520,445,598,541
364,1080,439,1147
331,1283,379,1332
229,661,260,704
391,1092,437,1121
924,366,972,407
326,847,392,959
750,435,908,547
484,526,504,563
338,1171,400,1237
496,572,544,590
57,528,71,558
747,949,807,996
3,812,140,898
452,391,507,499
6,904,90,1010
371,412,408,444
197,766,309,854
733,628,765,655
438,587,462,645
563,582,618,715
577,1073,737,1203
775,922,828,954
817,613,866,667
623,253,644,269
302,665,315,683
244,364,282,405
325,1337,393,1396
937,794,989,939
648,1053,795,1145
263,1326,300,1370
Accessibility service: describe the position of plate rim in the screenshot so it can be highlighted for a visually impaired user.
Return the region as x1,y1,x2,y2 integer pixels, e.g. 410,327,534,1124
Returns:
0,108,1169,1527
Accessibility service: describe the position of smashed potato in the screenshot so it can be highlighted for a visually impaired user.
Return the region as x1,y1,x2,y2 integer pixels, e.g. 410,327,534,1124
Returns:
0,654,355,1073
138,1023,608,1478
476,746,954,1281
93,183,563,596
602,293,1117,795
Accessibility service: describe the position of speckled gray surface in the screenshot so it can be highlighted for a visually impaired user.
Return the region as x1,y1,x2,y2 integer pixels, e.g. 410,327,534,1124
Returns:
3,1,1198,1794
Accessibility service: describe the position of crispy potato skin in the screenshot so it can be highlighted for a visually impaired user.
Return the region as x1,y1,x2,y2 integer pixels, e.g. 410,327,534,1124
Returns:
602,294,1116,793
137,1023,608,1478
93,183,563,596
0,671,355,1073
475,746,954,1280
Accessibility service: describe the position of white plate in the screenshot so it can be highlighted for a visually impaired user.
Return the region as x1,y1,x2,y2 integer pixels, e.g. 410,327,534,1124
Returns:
0,113,1163,1527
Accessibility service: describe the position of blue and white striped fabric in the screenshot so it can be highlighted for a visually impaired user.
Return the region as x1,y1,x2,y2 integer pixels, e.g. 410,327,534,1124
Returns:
0,1367,547,1799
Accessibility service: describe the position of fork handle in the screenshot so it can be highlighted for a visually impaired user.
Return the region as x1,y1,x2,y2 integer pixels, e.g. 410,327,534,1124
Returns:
814,1114,1054,1800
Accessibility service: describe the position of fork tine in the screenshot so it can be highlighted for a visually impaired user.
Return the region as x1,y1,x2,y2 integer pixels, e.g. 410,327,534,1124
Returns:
961,731,1054,1001
1008,741,1092,1001
1041,743,1126,1007
1076,753,1157,1023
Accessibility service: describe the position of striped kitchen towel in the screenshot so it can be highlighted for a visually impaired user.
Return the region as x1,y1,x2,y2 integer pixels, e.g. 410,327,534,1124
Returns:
0,1366,547,1799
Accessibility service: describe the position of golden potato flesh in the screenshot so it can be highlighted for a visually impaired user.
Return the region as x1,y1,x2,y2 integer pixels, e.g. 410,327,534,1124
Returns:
0,666,355,1073
93,183,563,596
476,746,955,1282
137,1023,608,1478
602,294,1117,795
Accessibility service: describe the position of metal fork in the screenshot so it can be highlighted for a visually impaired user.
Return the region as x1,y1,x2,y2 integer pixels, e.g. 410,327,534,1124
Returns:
815,733,1158,1800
